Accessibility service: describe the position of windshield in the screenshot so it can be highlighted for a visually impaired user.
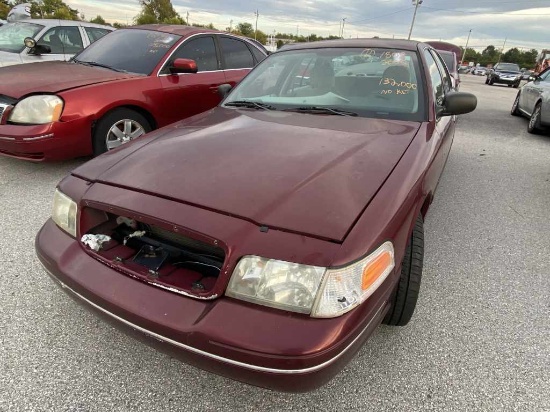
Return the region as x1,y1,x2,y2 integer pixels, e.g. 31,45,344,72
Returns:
223,47,426,121
0,22,43,53
497,63,520,72
74,29,181,75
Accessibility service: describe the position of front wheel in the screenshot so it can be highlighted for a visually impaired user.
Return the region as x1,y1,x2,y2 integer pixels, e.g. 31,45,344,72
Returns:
511,93,521,116
93,108,152,156
528,102,543,134
485,77,489,84
488,77,494,85
513,82,520,89
383,214,424,326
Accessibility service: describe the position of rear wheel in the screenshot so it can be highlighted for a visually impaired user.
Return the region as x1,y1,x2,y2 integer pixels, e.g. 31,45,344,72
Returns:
93,108,152,156
528,102,543,134
383,214,424,326
511,93,521,116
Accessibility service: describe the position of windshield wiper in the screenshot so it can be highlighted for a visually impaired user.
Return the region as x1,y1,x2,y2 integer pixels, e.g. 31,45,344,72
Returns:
224,100,275,110
74,59,127,73
283,106,358,116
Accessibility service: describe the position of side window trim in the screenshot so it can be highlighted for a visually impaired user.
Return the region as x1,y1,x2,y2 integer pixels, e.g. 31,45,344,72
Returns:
158,34,221,76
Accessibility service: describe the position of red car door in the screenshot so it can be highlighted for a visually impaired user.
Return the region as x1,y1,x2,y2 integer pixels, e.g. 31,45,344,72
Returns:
157,35,226,125
422,49,455,195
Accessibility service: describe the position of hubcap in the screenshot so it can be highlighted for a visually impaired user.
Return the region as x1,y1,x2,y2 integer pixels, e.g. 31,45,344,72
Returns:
105,119,145,150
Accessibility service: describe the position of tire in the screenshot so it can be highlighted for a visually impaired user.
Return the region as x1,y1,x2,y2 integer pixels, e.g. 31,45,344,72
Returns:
528,102,543,134
513,82,520,89
92,108,152,156
508,84,513,87
488,77,494,85
511,93,521,116
484,77,489,84
383,214,424,326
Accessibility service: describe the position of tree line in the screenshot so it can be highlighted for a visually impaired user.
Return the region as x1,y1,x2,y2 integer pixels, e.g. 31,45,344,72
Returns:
461,45,538,69
0,0,542,69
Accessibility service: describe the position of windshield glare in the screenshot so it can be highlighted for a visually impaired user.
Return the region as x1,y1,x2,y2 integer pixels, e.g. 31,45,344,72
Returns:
0,22,43,53
75,29,181,75
224,47,425,121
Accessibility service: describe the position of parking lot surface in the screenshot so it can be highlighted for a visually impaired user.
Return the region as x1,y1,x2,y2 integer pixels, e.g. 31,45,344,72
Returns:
1,74,549,411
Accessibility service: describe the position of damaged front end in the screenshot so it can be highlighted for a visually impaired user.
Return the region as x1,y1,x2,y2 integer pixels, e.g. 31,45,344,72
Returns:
79,207,226,299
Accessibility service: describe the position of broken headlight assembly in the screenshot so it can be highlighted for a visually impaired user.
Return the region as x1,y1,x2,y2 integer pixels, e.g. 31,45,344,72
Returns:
226,242,395,318
51,189,78,237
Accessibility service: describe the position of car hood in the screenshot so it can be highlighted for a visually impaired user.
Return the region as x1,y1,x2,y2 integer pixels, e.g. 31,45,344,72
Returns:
0,61,137,99
0,50,22,67
73,109,421,242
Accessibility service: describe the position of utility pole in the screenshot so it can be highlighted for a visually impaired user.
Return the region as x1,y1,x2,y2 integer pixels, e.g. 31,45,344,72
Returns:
341,18,346,39
408,0,423,40
254,10,259,41
461,29,472,64
497,38,507,64
186,11,189,25
229,19,233,32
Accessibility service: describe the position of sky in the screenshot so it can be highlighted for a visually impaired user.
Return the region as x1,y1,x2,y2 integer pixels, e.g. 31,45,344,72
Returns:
69,0,550,52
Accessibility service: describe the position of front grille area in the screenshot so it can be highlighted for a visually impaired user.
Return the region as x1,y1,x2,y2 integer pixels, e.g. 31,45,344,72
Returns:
81,207,226,298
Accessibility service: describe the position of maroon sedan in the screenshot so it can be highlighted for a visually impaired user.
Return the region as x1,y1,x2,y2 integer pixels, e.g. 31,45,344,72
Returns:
36,39,476,391
0,25,266,161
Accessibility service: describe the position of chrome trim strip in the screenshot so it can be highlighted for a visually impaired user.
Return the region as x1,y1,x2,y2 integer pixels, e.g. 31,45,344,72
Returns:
0,136,16,141
42,265,385,375
22,133,54,141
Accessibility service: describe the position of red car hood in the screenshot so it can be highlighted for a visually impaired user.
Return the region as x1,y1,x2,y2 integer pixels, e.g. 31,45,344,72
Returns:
0,61,137,99
73,109,421,242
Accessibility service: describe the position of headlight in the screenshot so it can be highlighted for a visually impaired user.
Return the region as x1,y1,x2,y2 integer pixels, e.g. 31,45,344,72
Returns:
51,189,78,237
312,242,394,318
226,241,395,318
9,95,63,124
226,256,326,314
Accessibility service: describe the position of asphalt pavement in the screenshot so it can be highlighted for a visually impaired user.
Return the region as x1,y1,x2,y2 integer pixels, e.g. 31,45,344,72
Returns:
0,74,549,411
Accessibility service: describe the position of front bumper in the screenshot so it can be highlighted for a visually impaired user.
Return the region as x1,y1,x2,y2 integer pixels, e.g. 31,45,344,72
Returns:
0,117,92,161
36,219,391,392
492,76,521,85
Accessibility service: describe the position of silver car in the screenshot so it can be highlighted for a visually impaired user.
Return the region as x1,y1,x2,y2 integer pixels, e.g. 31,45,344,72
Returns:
511,68,550,133
0,19,113,67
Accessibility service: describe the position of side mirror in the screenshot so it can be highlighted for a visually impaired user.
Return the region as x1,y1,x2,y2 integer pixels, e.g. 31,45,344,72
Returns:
218,83,233,98
169,58,198,74
440,91,477,116
25,37,51,55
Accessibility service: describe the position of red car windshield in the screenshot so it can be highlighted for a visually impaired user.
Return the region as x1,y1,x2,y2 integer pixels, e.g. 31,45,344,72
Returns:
224,47,426,121
74,29,181,75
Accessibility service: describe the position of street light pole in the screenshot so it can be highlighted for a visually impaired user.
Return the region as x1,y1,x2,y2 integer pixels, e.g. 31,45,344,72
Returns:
341,18,346,39
407,0,423,40
497,37,507,64
254,10,259,41
461,29,472,64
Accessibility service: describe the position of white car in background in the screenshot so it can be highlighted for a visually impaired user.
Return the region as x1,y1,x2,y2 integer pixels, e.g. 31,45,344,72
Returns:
472,66,488,76
0,19,113,67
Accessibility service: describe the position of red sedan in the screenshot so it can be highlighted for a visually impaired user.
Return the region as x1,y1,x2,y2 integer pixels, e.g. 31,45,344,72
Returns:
36,39,476,391
0,25,267,161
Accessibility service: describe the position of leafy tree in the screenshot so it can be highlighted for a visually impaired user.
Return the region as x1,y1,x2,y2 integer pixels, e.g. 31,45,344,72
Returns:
236,22,254,37
90,15,106,25
135,0,185,25
459,47,481,64
7,0,79,20
0,0,9,19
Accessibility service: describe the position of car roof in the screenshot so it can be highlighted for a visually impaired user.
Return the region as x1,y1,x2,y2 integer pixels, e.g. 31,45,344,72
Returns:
278,38,424,52
129,24,220,36
9,19,113,30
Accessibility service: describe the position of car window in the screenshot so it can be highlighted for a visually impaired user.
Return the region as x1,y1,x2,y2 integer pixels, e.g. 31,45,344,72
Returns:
538,70,550,81
163,36,218,73
224,47,426,121
219,37,254,69
424,50,445,107
0,22,43,53
75,29,181,75
438,51,456,72
248,43,267,63
84,27,111,44
429,50,452,94
38,26,83,54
